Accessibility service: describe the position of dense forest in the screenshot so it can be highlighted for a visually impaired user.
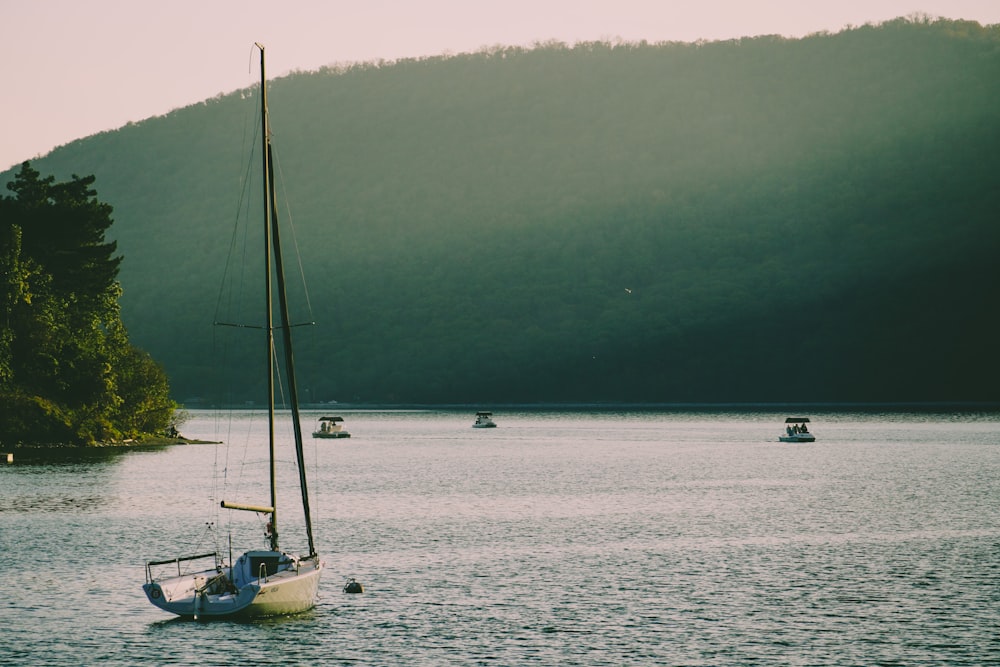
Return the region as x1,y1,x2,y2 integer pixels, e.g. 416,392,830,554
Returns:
0,164,176,444
4,16,999,405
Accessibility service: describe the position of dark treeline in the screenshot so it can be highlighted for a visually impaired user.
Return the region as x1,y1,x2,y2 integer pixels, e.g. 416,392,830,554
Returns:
0,164,176,444
5,16,999,405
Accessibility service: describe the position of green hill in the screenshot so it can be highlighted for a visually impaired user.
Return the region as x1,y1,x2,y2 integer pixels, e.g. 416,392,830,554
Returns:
7,16,1000,405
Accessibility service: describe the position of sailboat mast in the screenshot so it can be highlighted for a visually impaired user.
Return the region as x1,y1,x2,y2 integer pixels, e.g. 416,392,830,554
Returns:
256,43,317,559
268,147,318,558
257,43,279,553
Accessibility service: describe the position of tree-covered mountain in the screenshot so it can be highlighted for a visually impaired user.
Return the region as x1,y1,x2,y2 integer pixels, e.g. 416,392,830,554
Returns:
6,16,999,405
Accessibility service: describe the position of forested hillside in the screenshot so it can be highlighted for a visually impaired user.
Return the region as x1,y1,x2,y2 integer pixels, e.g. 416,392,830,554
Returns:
7,16,999,405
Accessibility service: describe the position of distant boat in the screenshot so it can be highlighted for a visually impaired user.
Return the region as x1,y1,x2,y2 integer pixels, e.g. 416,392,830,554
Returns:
779,417,816,443
313,416,351,439
142,44,323,619
473,411,497,428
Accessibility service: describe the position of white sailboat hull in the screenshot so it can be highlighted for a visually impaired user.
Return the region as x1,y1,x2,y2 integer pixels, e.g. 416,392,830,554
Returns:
144,553,322,619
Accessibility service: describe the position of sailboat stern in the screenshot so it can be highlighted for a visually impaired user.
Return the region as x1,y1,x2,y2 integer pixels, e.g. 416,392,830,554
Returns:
143,577,261,619
231,551,323,617
142,560,263,619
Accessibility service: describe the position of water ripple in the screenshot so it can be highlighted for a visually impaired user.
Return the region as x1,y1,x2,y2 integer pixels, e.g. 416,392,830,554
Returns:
1,410,998,666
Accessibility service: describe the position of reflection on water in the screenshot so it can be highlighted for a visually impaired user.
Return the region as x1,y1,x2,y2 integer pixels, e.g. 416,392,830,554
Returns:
8,443,162,464
1,409,999,666
1,447,130,514
2,492,110,513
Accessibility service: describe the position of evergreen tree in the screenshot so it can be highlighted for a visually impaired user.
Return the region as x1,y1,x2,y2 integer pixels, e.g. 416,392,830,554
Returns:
0,162,175,445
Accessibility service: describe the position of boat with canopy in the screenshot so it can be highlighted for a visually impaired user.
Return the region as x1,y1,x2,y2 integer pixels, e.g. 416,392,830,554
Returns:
313,416,351,438
473,411,497,428
779,417,816,443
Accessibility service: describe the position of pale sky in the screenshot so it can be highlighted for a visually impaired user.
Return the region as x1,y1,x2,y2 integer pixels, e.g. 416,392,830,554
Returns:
2,0,998,171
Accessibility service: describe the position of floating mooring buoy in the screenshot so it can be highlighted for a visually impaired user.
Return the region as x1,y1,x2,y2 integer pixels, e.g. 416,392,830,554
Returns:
343,578,364,594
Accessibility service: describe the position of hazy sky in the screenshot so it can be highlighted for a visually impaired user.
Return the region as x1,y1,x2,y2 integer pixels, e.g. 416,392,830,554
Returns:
2,0,998,171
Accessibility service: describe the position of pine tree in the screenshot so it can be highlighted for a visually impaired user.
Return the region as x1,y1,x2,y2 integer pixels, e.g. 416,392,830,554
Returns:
1,162,174,445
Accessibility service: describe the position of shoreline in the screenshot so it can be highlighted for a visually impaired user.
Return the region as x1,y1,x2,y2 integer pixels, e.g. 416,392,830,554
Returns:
178,401,1000,413
7,435,220,451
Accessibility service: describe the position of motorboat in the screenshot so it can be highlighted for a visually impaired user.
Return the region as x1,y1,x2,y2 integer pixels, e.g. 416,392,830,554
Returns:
473,411,497,428
779,417,816,442
313,416,351,439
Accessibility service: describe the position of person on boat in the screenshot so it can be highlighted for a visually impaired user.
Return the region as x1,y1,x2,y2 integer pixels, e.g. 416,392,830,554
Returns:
786,425,794,436
800,423,809,433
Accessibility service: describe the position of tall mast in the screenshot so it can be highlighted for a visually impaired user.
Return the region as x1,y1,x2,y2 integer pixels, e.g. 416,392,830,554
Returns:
257,43,317,558
269,145,317,558
257,43,279,553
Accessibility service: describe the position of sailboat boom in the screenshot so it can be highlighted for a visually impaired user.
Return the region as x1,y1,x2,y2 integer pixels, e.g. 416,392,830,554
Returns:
221,501,275,514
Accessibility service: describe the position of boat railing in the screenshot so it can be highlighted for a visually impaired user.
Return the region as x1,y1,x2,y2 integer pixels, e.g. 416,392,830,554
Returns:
145,552,219,584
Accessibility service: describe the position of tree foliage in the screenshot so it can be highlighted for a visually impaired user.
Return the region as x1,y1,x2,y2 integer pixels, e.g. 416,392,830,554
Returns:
0,163,176,444
5,17,999,405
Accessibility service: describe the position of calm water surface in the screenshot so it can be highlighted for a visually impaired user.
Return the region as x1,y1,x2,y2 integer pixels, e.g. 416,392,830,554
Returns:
2,410,999,666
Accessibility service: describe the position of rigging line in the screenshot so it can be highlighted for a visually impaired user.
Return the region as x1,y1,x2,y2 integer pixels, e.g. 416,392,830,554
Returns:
247,43,259,77
211,279,238,531
270,148,321,415
209,381,228,531
225,406,257,532
212,97,259,518
213,87,259,328
224,74,267,524
213,319,242,533
214,322,265,329
272,333,288,410
191,521,220,559
270,148,316,320
311,427,320,525
216,321,312,330
215,81,265,536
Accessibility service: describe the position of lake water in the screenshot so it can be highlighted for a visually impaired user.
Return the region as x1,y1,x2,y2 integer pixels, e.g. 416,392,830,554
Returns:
2,409,999,666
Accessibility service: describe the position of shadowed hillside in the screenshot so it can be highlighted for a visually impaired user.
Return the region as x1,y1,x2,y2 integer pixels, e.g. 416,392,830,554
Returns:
7,16,1000,404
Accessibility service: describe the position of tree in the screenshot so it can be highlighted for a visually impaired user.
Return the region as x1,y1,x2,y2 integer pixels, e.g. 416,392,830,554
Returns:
112,345,175,437
1,162,175,445
6,162,122,319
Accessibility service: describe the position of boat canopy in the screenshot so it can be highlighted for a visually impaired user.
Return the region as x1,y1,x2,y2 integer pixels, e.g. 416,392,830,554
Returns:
784,417,810,423
476,411,493,417
318,416,344,422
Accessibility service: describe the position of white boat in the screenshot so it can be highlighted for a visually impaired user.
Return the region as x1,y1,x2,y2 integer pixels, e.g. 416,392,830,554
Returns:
143,44,323,619
779,417,816,443
473,411,497,428
313,416,350,438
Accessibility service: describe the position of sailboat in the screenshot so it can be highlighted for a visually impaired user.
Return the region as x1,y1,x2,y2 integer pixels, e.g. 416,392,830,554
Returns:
142,44,323,619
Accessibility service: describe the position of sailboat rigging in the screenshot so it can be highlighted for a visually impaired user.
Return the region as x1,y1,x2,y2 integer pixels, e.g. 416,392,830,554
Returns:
142,44,323,619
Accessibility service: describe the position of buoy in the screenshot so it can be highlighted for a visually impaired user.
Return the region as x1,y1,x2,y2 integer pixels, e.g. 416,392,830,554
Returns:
343,578,364,594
